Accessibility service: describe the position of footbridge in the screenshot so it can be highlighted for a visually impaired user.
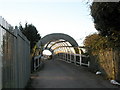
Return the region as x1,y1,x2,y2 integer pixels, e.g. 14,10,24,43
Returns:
0,17,118,89
33,33,90,72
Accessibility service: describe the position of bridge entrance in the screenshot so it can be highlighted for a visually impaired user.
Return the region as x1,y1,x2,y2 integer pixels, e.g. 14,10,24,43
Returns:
37,33,80,55
29,33,117,88
35,33,83,61
32,33,88,72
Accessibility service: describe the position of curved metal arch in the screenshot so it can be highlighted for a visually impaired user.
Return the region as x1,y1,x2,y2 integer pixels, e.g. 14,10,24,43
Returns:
45,41,69,54
44,41,66,54
44,41,75,54
53,42,74,54
52,42,68,50
49,40,67,50
52,42,68,53
53,43,66,54
37,33,79,54
62,42,74,54
61,42,70,53
44,41,52,49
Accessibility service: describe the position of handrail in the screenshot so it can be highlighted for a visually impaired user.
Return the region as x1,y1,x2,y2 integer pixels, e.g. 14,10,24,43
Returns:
57,53,90,67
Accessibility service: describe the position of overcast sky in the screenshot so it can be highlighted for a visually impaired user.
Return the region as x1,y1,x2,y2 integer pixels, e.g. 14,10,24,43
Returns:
0,0,97,45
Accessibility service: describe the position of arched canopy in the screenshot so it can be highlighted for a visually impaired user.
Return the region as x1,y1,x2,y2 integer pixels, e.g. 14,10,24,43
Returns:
37,33,79,54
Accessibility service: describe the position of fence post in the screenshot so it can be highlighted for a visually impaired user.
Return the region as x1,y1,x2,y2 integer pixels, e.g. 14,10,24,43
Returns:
74,54,76,65
65,53,67,61
0,17,3,89
37,58,39,67
67,53,70,63
79,54,82,65
0,43,2,89
34,59,36,71
0,17,30,88
88,61,90,67
64,53,66,61
66,53,68,61
70,53,71,63
67,53,69,62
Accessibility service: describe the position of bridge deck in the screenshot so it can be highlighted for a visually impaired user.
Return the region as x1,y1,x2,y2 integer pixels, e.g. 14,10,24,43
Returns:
27,59,118,88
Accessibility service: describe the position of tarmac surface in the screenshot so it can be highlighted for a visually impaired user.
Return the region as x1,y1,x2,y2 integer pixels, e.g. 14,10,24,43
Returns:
27,59,118,88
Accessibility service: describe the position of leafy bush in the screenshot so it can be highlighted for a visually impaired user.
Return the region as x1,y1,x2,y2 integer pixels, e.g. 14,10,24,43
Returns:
90,2,120,47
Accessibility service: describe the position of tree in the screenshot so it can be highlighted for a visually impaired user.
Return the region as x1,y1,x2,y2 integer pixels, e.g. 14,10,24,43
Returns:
19,23,41,52
90,2,120,46
84,33,111,54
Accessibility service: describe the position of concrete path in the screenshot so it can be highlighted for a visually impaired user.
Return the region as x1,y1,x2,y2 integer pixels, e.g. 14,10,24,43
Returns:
27,59,118,88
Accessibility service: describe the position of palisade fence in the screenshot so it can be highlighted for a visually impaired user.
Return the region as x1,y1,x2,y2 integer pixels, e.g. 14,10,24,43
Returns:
0,16,30,89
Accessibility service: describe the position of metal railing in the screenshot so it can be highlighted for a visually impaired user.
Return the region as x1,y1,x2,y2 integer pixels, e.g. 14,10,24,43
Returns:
0,16,30,89
57,53,90,67
33,55,42,71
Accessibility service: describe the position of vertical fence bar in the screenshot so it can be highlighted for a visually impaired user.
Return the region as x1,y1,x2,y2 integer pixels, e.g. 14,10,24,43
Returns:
74,54,76,65
0,17,30,89
34,59,36,71
70,53,71,63
79,54,82,65
0,16,3,89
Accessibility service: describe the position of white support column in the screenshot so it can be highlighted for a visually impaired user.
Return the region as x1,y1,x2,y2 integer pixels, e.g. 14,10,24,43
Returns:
88,61,90,67
74,54,76,65
66,53,68,61
79,54,82,65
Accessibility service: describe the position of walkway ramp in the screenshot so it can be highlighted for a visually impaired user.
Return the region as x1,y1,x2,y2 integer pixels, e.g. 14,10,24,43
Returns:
27,59,117,88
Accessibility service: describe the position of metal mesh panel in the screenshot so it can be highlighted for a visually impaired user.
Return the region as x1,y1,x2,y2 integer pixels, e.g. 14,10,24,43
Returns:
0,17,30,88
